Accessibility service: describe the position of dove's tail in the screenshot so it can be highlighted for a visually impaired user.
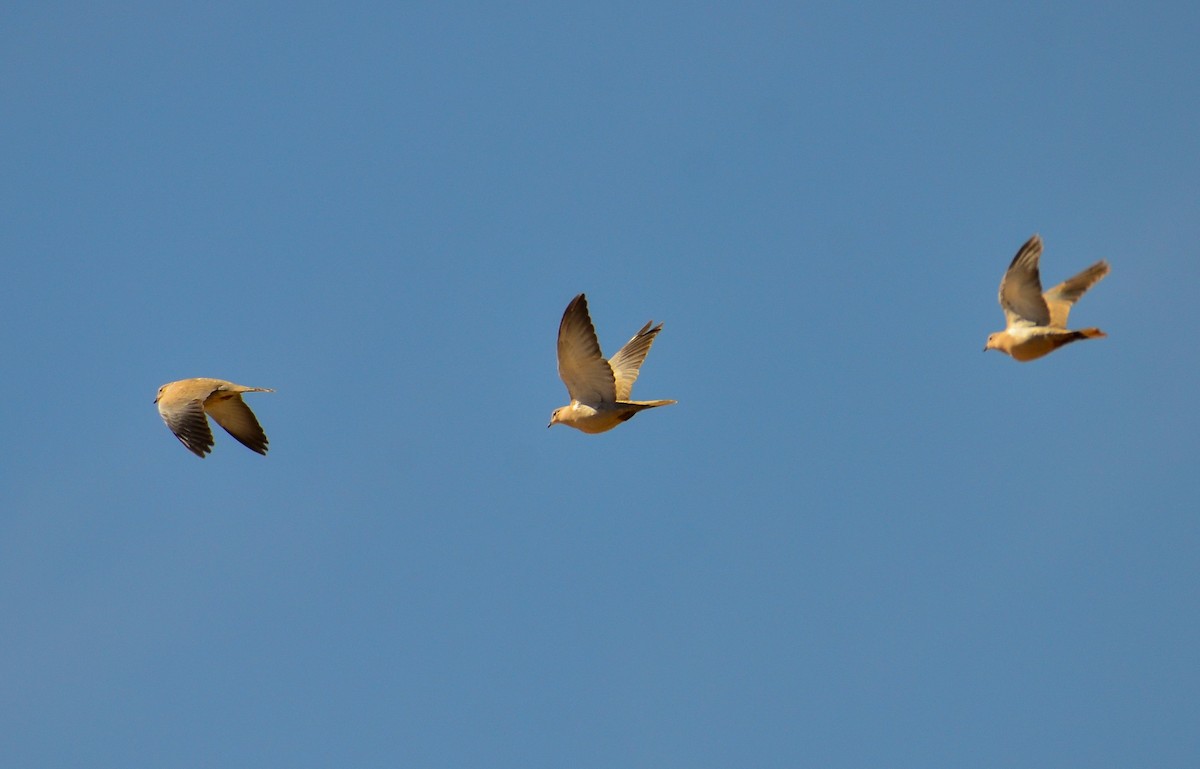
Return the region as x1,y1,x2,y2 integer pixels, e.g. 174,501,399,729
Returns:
613,399,676,424
1050,327,1106,355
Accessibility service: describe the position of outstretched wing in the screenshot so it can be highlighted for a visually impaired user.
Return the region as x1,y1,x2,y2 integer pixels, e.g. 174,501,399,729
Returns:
206,394,270,455
557,293,617,403
1044,260,1110,328
999,234,1051,327
159,397,215,458
607,320,663,401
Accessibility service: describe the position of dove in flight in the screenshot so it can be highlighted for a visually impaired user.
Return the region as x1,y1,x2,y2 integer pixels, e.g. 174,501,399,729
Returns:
155,378,273,457
549,293,676,434
984,234,1109,362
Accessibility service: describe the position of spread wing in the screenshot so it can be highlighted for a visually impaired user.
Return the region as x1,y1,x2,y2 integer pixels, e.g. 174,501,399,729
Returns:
159,397,215,458
607,320,663,401
205,395,269,455
999,234,1050,327
557,293,617,404
1044,260,1110,328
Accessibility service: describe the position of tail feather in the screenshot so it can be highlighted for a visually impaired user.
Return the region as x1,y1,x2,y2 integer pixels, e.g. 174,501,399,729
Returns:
615,399,676,424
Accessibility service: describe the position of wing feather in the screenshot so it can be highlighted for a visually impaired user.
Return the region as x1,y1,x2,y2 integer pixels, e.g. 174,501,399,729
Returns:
557,294,617,403
1044,260,1110,328
160,398,215,458
999,234,1051,327
205,395,269,455
607,320,663,401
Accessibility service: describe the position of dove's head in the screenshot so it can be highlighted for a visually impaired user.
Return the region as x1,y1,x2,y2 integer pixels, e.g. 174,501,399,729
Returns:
154,383,169,404
983,332,1003,353
548,407,565,428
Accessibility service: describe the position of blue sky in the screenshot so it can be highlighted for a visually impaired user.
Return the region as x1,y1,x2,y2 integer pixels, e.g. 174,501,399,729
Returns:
2,2,1198,767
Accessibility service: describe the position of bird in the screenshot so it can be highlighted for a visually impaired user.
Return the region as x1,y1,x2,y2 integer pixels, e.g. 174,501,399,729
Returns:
984,234,1110,362
155,378,273,457
549,293,676,434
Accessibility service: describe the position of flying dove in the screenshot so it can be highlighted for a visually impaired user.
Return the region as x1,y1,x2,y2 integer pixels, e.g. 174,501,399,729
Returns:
984,234,1109,362
549,293,676,433
155,378,273,457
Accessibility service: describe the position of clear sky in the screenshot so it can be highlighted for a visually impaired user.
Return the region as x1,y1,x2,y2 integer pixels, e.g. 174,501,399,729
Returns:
3,2,1198,767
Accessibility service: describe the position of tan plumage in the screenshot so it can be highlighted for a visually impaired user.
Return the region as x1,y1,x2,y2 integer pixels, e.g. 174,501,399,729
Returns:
549,293,675,434
155,378,273,457
984,234,1110,362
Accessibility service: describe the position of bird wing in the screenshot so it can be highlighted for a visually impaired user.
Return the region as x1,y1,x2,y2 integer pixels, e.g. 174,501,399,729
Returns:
158,394,215,458
607,320,663,401
1044,260,1110,328
999,234,1051,327
205,394,270,455
557,293,617,404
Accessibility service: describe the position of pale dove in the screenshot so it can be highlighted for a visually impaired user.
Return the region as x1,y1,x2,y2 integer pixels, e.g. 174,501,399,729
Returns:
155,378,273,457
549,293,676,434
984,234,1109,362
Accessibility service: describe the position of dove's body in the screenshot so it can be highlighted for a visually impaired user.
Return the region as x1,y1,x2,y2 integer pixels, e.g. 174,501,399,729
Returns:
988,325,1106,362
984,235,1109,362
550,400,675,434
155,378,273,457
549,294,675,434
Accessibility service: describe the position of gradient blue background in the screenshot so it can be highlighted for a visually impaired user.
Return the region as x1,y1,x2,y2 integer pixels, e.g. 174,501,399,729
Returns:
3,3,1198,767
